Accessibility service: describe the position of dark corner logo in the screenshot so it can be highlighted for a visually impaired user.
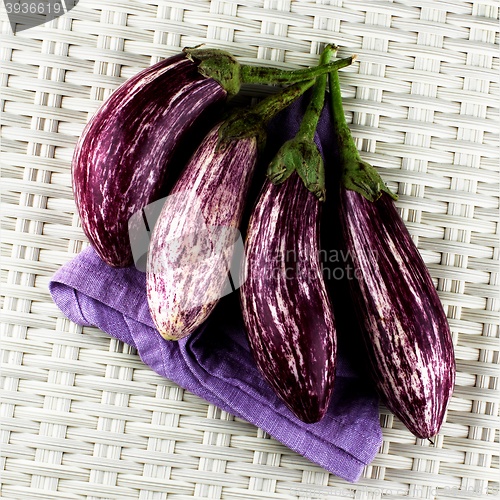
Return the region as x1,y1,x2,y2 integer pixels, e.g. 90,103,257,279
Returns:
3,0,79,33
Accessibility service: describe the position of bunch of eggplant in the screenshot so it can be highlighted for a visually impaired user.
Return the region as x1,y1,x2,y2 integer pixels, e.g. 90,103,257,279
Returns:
71,44,455,439
72,47,351,267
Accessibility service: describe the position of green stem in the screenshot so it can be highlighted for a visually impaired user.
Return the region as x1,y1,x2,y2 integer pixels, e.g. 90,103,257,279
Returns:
265,44,340,201
217,78,318,149
328,67,361,161
328,64,398,202
240,55,355,85
298,44,337,141
183,46,355,97
252,79,316,123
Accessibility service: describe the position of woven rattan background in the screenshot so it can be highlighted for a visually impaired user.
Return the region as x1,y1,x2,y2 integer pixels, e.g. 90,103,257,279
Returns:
1,0,499,498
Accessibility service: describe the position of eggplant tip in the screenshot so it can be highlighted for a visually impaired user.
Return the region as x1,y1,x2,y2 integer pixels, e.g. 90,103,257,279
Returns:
295,409,326,425
160,331,184,342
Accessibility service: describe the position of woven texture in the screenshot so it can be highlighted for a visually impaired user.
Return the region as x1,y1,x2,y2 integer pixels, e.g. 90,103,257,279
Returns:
1,0,499,498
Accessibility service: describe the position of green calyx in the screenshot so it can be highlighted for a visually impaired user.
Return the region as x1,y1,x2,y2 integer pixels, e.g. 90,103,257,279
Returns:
267,141,297,184
266,43,339,201
328,66,397,202
183,46,242,97
217,78,317,152
342,157,397,202
268,137,325,201
216,109,267,152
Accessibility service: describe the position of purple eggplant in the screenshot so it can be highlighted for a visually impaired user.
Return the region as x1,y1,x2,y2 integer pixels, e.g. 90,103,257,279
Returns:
240,45,340,423
72,48,356,267
146,78,324,341
72,52,226,267
328,68,455,438
240,174,336,423
339,189,455,438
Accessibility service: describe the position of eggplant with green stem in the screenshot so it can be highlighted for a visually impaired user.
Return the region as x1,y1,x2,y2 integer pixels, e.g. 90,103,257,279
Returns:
327,66,456,439
240,45,347,423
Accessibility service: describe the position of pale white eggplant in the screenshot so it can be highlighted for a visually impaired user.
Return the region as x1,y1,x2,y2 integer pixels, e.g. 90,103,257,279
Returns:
146,123,258,340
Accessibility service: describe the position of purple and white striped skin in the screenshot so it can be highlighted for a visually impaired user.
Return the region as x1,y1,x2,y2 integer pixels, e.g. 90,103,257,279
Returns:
146,123,258,341
339,188,455,438
72,53,227,267
240,172,337,424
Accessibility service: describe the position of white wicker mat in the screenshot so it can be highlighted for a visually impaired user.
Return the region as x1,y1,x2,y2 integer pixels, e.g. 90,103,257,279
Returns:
1,0,499,499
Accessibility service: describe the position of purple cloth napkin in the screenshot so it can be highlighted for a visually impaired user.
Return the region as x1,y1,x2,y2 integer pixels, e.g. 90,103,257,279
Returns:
48,96,382,482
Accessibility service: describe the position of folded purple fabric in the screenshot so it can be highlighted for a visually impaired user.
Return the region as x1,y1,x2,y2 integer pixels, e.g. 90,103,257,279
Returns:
49,249,381,481
48,96,382,482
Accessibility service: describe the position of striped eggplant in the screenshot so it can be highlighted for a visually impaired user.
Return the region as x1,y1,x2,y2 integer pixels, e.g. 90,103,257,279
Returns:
327,68,455,438
240,173,336,423
240,45,339,424
72,48,355,268
338,190,455,438
146,77,329,341
146,122,258,340
72,52,226,267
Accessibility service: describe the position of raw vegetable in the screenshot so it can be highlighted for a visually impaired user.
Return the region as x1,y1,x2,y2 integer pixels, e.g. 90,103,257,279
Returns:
328,66,456,438
239,45,341,423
